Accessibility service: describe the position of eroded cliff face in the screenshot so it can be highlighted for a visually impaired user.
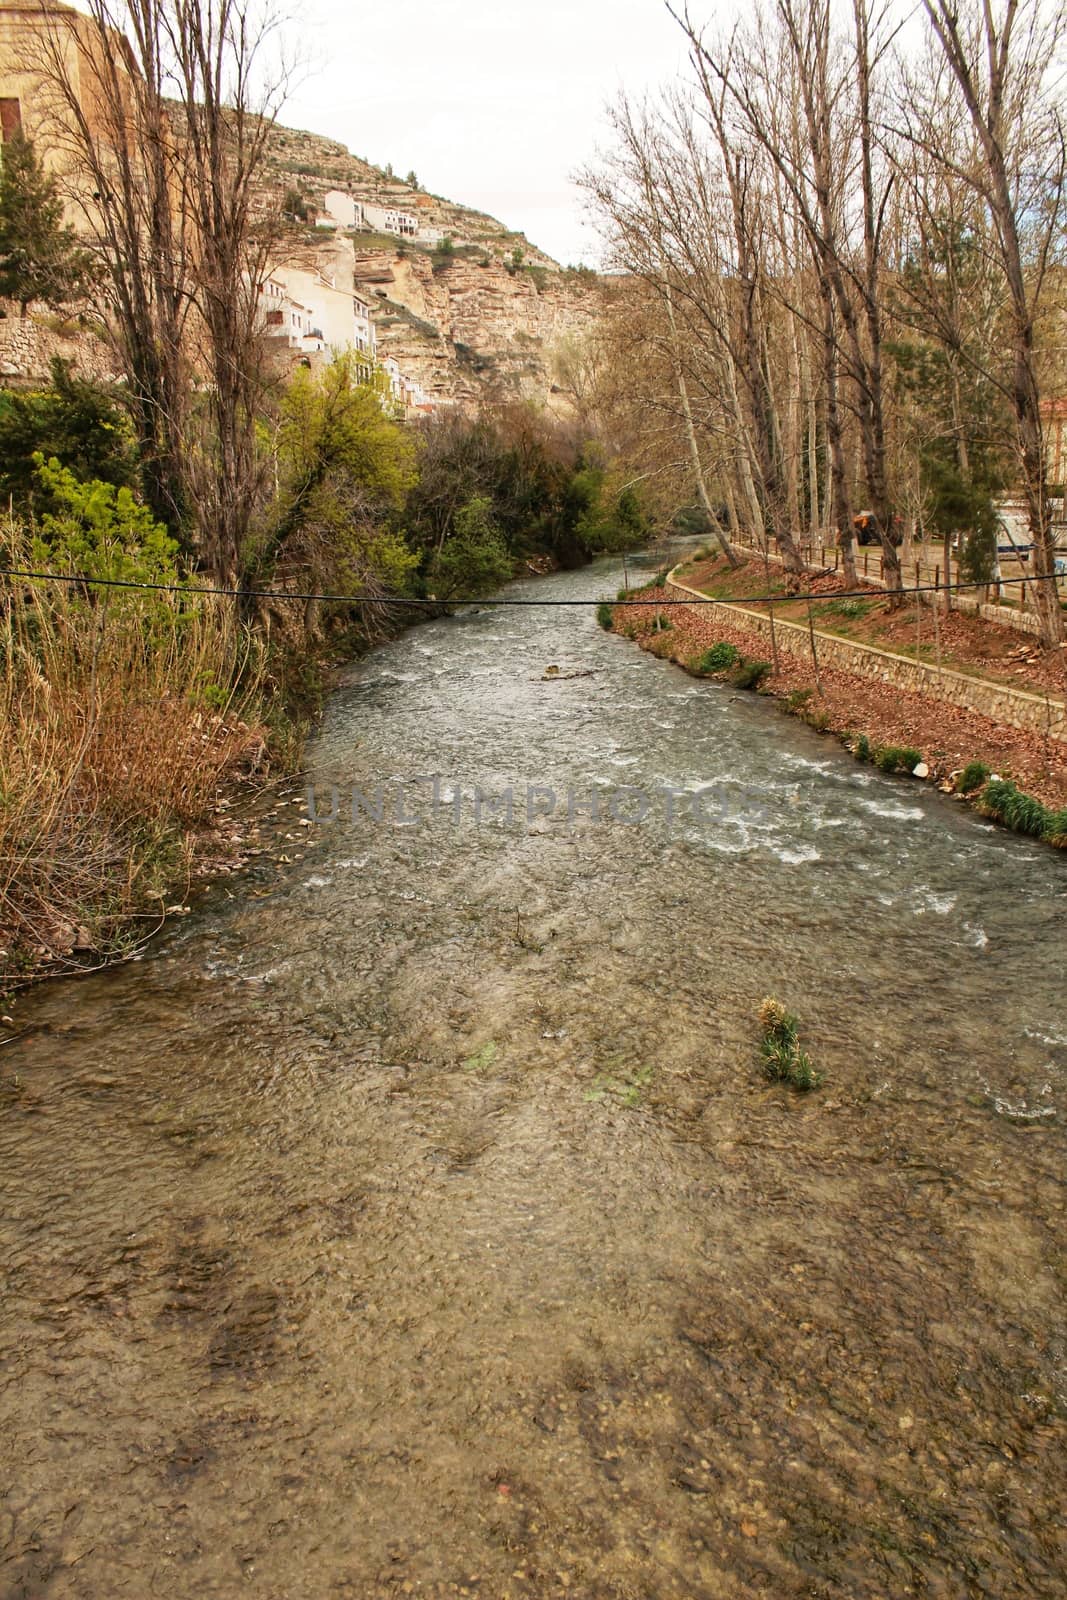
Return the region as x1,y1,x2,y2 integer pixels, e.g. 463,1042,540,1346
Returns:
351,248,601,408
263,121,603,409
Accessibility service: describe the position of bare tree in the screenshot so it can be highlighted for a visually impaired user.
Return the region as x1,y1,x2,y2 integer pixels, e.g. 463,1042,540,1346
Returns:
904,0,1066,646
37,0,291,582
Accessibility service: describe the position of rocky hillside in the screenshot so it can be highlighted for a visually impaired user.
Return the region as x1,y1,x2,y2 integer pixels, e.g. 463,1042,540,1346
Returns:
263,122,602,408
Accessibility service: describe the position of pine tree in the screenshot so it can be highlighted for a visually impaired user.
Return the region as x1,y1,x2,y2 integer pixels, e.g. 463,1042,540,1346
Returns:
0,132,88,317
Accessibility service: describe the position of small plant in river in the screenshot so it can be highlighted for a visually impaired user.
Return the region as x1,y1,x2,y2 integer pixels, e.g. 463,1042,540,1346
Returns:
463,1040,498,1073
596,601,614,631
757,998,822,1091
585,1063,653,1108
854,733,871,762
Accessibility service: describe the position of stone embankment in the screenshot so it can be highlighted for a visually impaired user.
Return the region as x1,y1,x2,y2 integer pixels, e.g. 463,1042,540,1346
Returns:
666,571,1067,745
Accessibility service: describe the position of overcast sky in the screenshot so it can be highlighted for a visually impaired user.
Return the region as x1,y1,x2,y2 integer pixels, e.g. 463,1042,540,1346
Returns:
284,0,697,266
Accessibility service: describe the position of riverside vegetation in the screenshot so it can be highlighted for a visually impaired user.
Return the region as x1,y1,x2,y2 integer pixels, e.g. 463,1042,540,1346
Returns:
0,357,648,994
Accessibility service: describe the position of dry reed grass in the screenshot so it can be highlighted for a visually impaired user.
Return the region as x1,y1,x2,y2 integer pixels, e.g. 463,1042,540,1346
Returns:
0,566,268,986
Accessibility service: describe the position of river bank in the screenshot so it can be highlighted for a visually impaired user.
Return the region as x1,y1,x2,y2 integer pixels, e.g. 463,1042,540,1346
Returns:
608,583,1067,836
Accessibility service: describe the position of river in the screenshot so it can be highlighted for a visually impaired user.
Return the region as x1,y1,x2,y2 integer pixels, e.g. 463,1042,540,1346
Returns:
2,551,1065,1599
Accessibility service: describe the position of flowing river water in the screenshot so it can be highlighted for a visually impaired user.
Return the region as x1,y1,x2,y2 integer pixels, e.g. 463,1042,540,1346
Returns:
2,550,1066,1599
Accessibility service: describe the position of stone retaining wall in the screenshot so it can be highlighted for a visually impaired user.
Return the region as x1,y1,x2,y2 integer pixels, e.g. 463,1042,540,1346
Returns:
666,572,1067,744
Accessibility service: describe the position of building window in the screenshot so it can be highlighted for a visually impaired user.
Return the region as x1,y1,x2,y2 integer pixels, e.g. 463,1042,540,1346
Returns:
0,99,22,143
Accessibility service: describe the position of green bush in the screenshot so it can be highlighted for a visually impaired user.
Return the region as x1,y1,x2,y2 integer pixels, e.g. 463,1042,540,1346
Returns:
786,687,814,712
979,779,1050,839
430,496,512,600
854,733,871,762
596,601,614,631
651,612,673,631
757,998,822,1092
873,745,923,774
1044,808,1067,848
958,760,990,793
695,641,740,674
732,658,772,691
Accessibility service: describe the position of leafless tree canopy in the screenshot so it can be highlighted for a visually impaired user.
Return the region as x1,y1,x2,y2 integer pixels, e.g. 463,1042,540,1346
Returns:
581,0,1066,645
35,0,294,582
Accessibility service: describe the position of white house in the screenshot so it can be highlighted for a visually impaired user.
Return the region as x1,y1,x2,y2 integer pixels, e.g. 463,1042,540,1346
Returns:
362,202,419,239
323,190,366,231
257,274,324,352
352,290,375,356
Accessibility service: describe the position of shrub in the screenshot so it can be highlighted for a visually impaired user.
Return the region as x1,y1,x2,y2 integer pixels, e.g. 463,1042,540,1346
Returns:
958,760,990,793
651,612,672,631
873,745,922,774
0,531,267,987
854,733,871,762
733,658,772,690
806,707,832,732
757,998,822,1092
695,641,740,674
786,687,814,712
430,496,512,601
1044,808,1067,848
596,601,614,631
979,779,1050,839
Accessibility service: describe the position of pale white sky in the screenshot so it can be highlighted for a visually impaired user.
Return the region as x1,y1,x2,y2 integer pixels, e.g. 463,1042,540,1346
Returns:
284,0,695,266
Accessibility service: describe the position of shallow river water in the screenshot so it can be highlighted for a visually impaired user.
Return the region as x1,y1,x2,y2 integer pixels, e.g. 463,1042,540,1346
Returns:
2,551,1066,1600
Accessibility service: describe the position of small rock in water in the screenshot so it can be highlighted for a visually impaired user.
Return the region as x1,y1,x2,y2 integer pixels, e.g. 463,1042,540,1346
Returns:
912,762,930,779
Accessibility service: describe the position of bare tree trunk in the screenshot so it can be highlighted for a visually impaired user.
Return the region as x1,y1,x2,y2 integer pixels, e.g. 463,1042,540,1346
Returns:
664,279,741,567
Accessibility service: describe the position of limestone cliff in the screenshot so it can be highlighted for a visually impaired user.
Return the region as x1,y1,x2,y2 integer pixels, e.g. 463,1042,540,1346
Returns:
263,121,602,409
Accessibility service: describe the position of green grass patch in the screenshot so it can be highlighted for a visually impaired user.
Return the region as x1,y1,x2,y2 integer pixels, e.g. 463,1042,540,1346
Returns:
596,601,614,631
463,1041,498,1073
957,761,990,794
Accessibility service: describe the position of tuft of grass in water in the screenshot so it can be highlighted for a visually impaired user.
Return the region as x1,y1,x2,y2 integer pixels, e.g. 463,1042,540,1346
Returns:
585,1064,653,1108
596,601,614,631
463,1040,498,1073
957,760,990,794
854,733,871,762
757,997,822,1091
1044,807,1067,848
694,641,741,674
